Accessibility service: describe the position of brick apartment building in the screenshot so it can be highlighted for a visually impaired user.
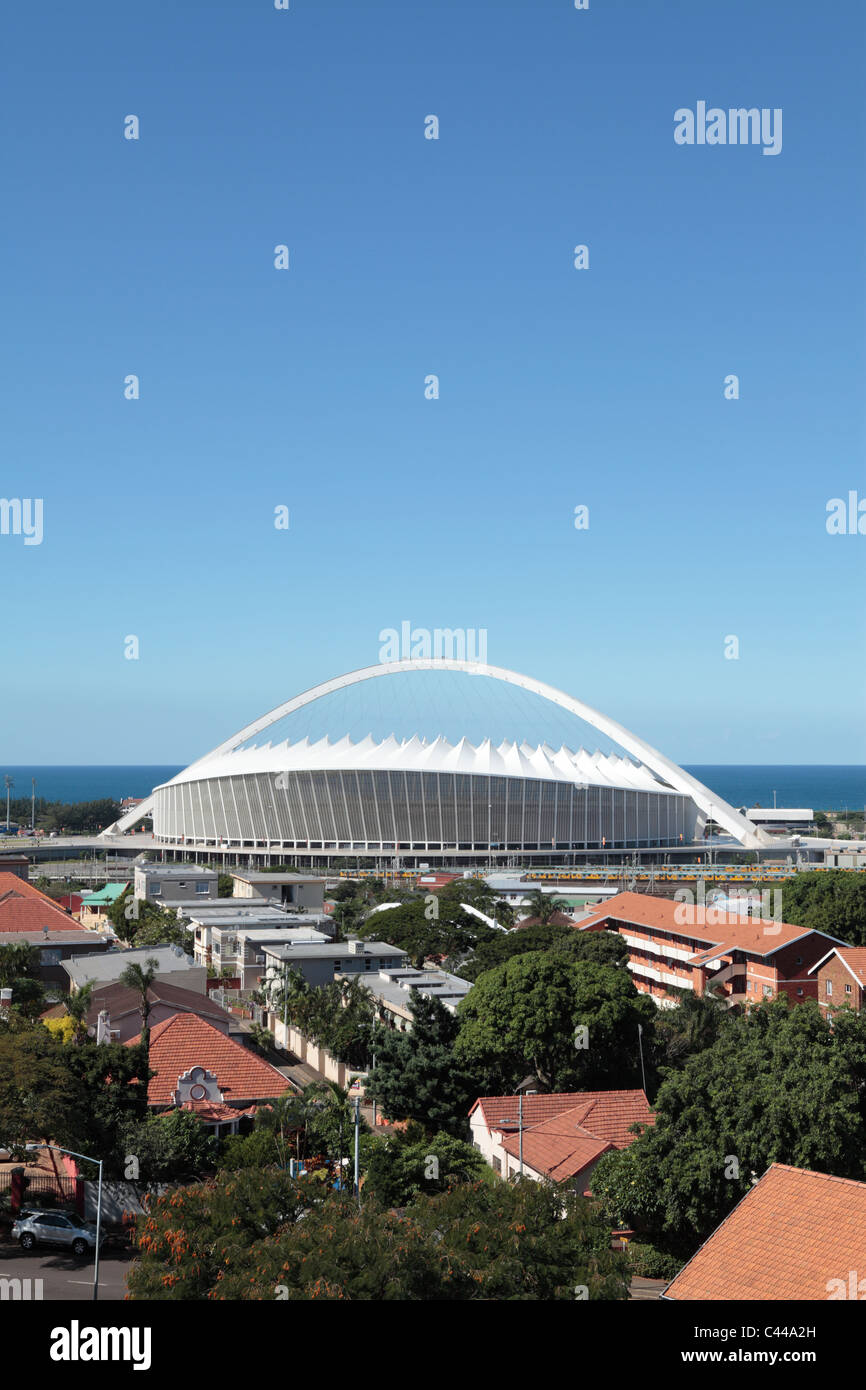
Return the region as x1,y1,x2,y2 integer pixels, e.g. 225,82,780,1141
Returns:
576,892,847,1009
809,946,866,1014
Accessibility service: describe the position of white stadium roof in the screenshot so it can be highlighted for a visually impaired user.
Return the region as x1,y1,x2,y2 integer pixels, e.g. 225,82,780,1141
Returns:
162,734,674,793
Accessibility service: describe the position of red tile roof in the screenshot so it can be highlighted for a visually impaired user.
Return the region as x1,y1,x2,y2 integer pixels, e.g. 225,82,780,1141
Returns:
808,946,866,987
127,1013,293,1105
664,1164,866,1301
476,1089,654,1183
0,874,86,935
576,891,835,960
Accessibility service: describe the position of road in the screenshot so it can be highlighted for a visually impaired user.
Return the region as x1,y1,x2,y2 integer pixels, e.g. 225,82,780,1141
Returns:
0,1242,133,1301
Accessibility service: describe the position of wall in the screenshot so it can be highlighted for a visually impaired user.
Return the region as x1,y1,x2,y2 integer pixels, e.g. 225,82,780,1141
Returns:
83,1180,172,1224
271,1018,348,1087
816,956,864,1013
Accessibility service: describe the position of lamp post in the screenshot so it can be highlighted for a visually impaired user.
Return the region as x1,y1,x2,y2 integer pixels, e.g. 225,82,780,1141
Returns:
36,1144,104,1301
353,1096,361,1206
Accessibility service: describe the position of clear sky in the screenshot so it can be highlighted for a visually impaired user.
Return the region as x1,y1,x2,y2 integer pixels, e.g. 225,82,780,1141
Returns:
2,0,864,765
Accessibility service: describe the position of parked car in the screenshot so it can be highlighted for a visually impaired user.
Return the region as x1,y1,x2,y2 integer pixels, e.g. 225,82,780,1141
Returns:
11,1210,103,1257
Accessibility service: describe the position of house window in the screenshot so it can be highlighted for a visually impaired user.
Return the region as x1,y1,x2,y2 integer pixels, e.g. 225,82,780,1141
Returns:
151,883,162,896
795,956,802,965
763,985,772,997
797,988,803,996
846,984,852,994
195,882,209,894
826,980,833,997
492,1156,502,1174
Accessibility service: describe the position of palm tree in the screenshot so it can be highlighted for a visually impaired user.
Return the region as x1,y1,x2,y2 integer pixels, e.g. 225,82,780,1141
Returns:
521,888,569,925
65,980,95,1042
119,956,159,1061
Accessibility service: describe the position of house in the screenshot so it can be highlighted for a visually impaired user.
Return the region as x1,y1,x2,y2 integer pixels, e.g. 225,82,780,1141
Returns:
0,874,113,988
809,946,866,1014
469,1089,653,1188
134,862,218,904
351,966,472,1030
576,891,846,1009
203,923,331,991
230,871,326,912
128,1013,295,1136
0,855,30,881
79,882,129,929
260,936,408,989
41,977,235,1043
63,943,207,996
663,1164,866,1300
182,902,332,980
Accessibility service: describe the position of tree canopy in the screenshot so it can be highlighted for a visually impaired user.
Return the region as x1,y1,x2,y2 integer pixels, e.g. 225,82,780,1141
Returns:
454,953,656,1094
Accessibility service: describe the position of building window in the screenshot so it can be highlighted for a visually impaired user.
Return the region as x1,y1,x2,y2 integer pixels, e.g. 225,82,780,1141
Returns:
196,882,209,894
797,988,803,996
151,883,162,896
763,985,772,997
826,980,833,997
492,1156,502,1174
846,984,852,994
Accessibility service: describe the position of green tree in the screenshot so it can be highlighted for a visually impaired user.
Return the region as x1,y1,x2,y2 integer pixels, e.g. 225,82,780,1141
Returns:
0,943,45,1019
121,1109,220,1183
776,870,866,947
217,874,234,898
127,1169,629,1301
363,1124,486,1206
0,1023,83,1155
520,888,570,924
367,993,479,1137
454,953,656,1093
119,957,160,1064
591,996,866,1251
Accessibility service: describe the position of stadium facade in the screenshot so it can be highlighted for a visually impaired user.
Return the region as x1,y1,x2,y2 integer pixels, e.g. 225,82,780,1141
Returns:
108,659,770,865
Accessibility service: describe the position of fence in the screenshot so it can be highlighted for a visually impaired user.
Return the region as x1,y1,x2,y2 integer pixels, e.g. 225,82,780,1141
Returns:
0,1169,82,1213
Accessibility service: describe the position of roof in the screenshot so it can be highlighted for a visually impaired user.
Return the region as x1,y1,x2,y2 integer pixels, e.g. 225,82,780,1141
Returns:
807,946,866,987
80,883,129,906
63,943,198,988
44,978,233,1031
231,872,326,884
745,808,813,821
576,892,841,960
494,1090,653,1183
664,1164,866,1300
129,1013,294,1104
0,874,88,935
135,863,217,878
158,736,678,794
262,939,406,962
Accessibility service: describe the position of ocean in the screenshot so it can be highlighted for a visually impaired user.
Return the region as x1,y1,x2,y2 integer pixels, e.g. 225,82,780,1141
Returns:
1,765,864,812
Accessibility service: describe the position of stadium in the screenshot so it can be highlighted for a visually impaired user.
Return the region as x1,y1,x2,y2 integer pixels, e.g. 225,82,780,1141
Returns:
108,659,769,865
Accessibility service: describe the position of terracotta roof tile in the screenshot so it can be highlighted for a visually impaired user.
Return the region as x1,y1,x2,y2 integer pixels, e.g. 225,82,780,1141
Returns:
0,873,86,935
127,1013,292,1105
664,1164,866,1300
476,1089,653,1183
577,891,837,959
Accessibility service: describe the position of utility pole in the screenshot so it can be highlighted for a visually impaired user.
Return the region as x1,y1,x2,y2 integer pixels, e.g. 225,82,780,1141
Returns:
3,775,12,834
353,1096,361,1206
31,778,36,835
638,1023,647,1095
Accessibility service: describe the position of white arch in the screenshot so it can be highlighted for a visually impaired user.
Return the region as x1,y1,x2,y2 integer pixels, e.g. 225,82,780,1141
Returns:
106,658,769,847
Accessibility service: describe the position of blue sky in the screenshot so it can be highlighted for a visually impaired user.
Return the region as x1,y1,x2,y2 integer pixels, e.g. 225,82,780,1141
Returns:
2,0,864,765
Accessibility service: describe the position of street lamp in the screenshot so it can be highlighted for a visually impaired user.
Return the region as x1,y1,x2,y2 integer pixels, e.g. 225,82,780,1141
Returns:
36,1144,104,1301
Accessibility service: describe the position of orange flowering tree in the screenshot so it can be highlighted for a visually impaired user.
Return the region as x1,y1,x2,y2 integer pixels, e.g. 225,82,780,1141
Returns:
127,1166,629,1301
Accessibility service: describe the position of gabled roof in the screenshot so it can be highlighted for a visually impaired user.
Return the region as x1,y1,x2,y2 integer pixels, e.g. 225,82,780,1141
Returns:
807,946,866,987
45,978,234,1032
0,874,85,935
495,1090,653,1183
127,1013,294,1105
664,1164,866,1301
577,892,843,960
470,1092,591,1130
